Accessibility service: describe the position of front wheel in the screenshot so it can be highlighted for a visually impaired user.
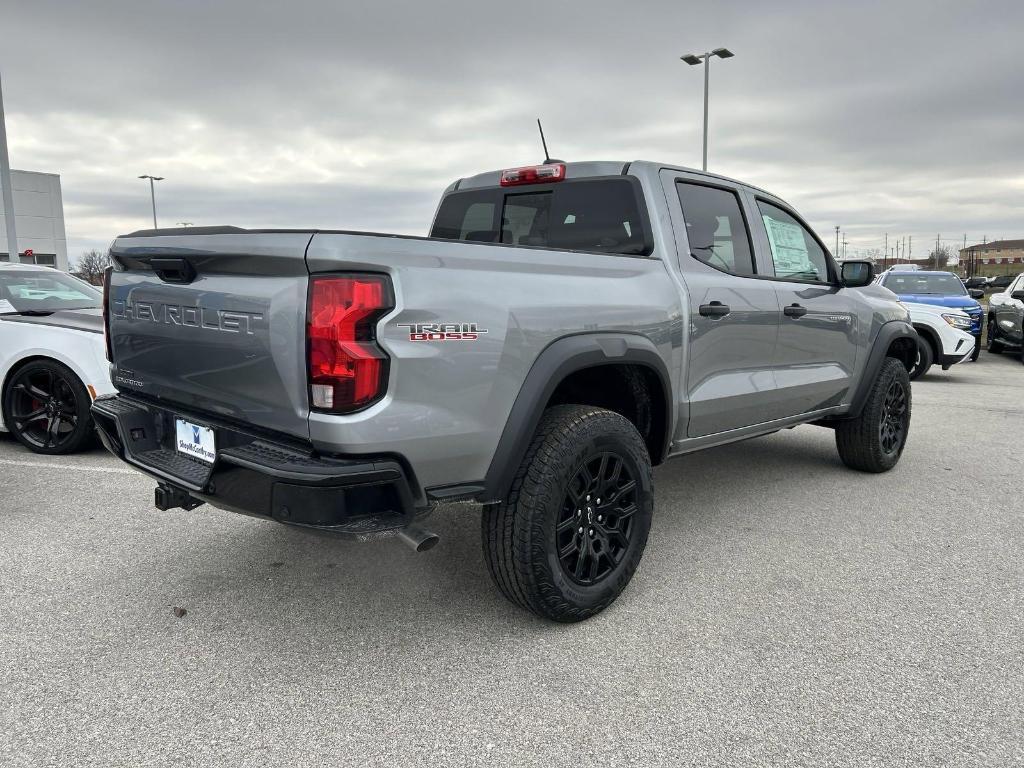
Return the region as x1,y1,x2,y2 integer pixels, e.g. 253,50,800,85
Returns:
986,316,1003,353
482,405,654,622
2,359,95,455
908,337,933,380
835,357,911,473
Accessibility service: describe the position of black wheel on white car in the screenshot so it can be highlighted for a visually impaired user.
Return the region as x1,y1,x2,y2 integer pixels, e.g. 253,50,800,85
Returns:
482,404,654,623
2,359,94,455
908,336,933,380
835,357,911,473
986,315,1003,353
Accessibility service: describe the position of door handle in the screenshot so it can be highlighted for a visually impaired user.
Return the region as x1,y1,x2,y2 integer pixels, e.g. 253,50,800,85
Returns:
783,303,808,318
698,301,731,318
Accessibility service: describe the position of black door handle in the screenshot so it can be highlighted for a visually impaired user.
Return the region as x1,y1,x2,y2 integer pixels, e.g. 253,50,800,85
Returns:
783,303,808,318
699,301,731,318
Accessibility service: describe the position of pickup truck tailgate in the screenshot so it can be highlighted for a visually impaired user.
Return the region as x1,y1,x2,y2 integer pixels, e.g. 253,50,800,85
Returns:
108,231,313,440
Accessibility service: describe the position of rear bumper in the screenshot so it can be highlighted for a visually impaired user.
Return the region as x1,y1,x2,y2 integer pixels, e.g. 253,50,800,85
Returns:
91,394,420,534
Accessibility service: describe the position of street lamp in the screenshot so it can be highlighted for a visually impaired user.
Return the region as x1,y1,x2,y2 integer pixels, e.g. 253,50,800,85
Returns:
138,174,164,229
680,47,734,171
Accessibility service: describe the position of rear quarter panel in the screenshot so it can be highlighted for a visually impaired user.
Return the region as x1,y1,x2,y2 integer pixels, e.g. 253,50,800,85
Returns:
306,234,683,492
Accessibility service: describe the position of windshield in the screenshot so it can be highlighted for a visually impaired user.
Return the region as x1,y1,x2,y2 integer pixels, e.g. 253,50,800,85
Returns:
0,270,102,314
882,273,967,296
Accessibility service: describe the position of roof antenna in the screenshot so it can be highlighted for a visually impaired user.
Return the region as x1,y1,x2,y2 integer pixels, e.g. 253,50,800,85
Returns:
537,118,554,164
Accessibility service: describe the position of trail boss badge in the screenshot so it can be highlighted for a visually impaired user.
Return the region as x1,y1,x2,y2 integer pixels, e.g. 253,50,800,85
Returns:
398,322,488,341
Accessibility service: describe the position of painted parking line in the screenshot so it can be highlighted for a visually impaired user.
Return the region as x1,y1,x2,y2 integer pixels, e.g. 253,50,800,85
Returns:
0,458,138,475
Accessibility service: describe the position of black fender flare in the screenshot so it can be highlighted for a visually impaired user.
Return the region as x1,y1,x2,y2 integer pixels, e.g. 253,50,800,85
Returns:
482,333,673,503
846,320,917,418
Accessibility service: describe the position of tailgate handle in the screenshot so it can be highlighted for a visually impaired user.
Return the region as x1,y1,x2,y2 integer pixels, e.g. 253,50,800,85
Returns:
151,257,196,284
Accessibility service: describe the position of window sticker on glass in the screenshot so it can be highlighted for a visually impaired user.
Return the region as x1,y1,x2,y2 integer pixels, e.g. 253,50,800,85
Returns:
763,215,812,277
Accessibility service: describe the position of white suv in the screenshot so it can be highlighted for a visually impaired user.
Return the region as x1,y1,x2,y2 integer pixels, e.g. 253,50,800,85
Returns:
902,301,975,379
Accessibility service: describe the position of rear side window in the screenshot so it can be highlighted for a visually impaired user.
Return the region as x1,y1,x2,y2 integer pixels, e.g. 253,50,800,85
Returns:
675,182,755,276
430,178,649,255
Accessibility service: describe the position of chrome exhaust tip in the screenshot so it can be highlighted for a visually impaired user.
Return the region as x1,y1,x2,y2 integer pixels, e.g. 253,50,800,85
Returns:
396,524,440,553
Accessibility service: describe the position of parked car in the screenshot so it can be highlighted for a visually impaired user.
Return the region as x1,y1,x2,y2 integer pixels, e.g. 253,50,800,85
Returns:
92,160,917,622
900,302,974,379
986,272,1024,362
963,276,988,290
876,270,984,360
0,263,115,453
985,275,1015,291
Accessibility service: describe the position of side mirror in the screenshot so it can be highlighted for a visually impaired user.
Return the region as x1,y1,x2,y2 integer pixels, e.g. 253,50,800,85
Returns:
840,260,874,288
1011,290,1024,301
969,289,985,300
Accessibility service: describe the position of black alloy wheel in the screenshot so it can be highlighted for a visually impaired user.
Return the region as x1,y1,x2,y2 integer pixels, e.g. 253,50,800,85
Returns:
879,379,909,456
482,404,654,622
556,452,639,586
3,360,94,454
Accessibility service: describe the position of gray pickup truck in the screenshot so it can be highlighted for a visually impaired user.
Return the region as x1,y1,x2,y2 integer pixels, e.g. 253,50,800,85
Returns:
93,160,917,622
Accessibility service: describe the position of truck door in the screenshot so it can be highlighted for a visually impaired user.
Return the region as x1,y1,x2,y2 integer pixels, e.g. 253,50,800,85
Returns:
747,196,859,417
663,172,782,438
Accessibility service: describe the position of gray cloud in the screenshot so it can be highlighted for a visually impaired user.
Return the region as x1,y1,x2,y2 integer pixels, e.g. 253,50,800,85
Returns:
2,0,1022,263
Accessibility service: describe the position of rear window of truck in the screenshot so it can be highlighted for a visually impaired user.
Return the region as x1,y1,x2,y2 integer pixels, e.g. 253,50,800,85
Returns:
430,178,650,256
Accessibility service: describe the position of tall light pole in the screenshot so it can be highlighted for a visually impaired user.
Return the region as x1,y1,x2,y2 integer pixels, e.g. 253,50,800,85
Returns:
138,174,164,229
681,48,735,171
0,74,19,263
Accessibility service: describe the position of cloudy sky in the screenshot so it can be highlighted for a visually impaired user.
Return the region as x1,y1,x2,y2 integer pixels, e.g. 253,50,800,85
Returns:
2,0,1022,265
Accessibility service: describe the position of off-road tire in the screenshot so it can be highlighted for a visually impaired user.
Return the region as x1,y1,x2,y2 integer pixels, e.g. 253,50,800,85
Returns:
482,405,654,623
835,357,911,473
908,336,933,380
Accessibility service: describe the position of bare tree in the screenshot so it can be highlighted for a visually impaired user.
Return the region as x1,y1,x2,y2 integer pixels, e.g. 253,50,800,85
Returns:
75,249,111,285
926,244,955,270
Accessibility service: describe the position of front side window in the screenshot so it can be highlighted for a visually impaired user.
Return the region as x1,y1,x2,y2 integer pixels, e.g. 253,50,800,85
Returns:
675,182,755,276
757,201,831,283
0,270,101,314
430,178,649,255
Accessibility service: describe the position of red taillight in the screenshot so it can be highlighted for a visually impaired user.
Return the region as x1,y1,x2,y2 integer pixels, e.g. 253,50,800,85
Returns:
499,163,566,187
307,274,393,413
102,266,113,362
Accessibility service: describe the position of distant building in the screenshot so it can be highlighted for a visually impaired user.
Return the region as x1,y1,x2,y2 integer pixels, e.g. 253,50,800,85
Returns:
0,170,69,270
958,240,1024,278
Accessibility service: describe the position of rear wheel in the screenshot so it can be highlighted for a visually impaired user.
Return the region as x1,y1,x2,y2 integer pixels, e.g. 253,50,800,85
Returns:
908,336,933,380
835,357,911,473
2,359,95,455
482,405,654,622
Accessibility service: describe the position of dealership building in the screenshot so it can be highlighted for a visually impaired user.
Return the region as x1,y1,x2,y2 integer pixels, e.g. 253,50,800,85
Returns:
0,169,69,271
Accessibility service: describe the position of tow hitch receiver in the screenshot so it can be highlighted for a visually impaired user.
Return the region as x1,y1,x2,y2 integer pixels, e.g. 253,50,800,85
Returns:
154,482,204,512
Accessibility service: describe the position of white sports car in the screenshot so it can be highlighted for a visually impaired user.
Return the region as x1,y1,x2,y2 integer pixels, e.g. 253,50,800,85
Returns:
0,263,115,454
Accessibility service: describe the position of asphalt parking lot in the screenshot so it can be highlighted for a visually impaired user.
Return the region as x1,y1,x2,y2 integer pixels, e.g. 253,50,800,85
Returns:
1,354,1021,767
